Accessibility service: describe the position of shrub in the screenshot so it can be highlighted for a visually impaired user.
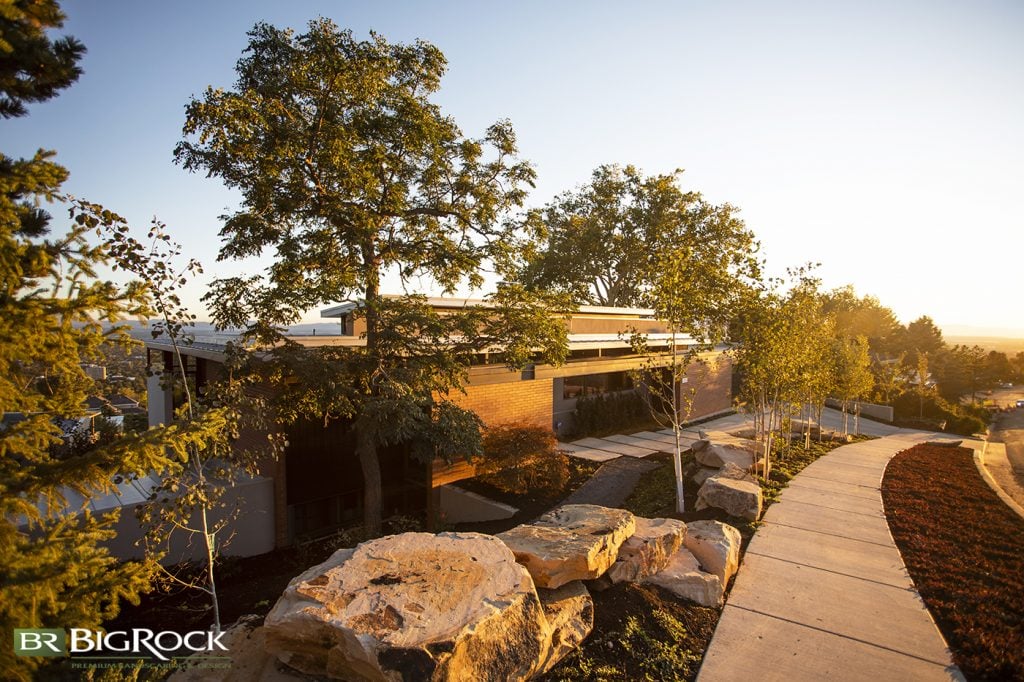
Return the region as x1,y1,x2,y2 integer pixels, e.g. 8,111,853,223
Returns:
476,422,569,495
574,390,651,436
891,392,990,436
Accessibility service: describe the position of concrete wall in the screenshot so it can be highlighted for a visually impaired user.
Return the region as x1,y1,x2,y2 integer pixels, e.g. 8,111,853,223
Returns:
102,476,276,563
826,398,894,423
438,484,518,524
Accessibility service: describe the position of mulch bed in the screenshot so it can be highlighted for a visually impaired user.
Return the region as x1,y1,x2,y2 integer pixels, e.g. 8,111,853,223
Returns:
882,444,1024,681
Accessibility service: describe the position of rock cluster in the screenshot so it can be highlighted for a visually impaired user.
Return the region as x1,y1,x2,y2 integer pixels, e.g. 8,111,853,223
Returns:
696,462,763,521
690,431,765,521
188,506,743,681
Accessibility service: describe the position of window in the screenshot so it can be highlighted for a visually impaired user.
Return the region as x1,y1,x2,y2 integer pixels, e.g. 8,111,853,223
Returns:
563,371,634,400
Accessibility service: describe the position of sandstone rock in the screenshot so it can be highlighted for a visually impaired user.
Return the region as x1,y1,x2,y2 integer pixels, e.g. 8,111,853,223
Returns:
696,468,763,521
170,616,304,682
714,461,758,483
692,466,720,486
537,581,594,673
693,439,760,472
264,532,550,681
645,548,724,607
606,517,687,584
683,520,741,586
497,505,636,589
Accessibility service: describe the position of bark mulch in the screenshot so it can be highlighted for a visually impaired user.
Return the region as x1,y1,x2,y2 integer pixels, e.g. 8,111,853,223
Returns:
882,443,1024,681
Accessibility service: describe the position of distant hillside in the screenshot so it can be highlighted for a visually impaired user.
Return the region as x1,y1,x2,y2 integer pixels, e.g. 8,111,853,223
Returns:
946,336,1024,356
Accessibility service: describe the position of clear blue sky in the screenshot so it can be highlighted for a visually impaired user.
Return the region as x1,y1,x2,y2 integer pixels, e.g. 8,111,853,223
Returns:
3,0,1023,334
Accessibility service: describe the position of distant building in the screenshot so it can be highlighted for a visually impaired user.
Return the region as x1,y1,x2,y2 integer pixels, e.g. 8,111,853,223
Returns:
80,363,107,381
144,298,734,550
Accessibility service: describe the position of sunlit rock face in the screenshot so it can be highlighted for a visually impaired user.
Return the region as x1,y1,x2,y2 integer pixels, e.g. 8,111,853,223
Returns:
693,433,762,473
696,463,763,521
645,547,724,607
536,580,594,674
263,532,551,681
683,520,742,586
605,517,687,585
497,504,636,589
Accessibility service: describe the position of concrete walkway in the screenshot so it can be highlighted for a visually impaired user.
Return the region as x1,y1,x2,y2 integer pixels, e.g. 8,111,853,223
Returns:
561,457,659,507
698,432,966,682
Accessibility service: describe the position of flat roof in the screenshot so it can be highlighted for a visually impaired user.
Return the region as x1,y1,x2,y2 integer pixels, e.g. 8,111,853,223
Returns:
145,331,698,357
320,296,655,319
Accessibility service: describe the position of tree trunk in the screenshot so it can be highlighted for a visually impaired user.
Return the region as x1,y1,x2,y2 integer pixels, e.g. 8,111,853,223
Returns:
356,423,383,536
673,431,685,514
358,241,384,537
200,508,221,634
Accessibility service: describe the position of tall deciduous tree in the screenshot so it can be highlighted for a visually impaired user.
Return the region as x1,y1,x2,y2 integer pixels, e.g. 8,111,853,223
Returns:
822,286,902,356
519,164,754,308
175,20,567,534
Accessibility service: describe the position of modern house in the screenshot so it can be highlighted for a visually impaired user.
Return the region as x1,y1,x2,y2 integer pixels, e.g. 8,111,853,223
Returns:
143,298,733,551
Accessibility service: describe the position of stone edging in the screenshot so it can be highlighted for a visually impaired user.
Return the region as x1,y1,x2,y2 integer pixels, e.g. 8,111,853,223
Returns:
972,446,1024,522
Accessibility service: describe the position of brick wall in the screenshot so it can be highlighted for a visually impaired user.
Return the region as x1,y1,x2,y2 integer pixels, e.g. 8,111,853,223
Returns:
450,379,554,428
686,356,734,420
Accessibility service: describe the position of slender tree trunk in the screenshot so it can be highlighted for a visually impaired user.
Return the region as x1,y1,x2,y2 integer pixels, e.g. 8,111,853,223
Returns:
359,242,384,537
200,508,221,634
356,422,383,536
855,403,861,435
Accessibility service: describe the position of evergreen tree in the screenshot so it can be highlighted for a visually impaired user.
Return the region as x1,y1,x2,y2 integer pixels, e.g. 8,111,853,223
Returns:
0,3,213,676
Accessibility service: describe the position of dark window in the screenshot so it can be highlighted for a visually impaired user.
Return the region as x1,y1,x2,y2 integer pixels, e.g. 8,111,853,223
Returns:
563,371,634,400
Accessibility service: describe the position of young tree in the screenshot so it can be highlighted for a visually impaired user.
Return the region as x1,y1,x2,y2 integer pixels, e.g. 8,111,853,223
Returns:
733,269,829,474
831,335,874,435
97,213,271,634
519,164,753,308
175,20,567,535
626,200,759,513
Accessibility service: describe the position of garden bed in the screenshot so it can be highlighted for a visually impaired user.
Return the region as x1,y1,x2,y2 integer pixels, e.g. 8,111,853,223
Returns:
544,433,867,680
882,444,1024,681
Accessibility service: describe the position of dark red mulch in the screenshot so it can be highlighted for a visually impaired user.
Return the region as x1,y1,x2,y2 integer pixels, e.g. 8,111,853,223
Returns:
882,444,1024,681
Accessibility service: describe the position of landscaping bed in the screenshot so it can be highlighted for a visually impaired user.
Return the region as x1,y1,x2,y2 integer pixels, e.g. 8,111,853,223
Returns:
882,443,1024,681
544,433,867,680
542,583,718,681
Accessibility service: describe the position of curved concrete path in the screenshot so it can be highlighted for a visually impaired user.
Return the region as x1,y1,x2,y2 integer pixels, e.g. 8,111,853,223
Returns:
698,432,966,682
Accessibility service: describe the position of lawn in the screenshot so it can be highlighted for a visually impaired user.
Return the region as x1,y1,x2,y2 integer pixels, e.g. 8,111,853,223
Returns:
882,443,1024,681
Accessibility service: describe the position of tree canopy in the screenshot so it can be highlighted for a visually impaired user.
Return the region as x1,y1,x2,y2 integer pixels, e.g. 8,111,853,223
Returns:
177,19,568,533
519,164,758,310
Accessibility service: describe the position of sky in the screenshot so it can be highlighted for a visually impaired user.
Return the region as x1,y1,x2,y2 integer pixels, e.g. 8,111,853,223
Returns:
4,0,1023,335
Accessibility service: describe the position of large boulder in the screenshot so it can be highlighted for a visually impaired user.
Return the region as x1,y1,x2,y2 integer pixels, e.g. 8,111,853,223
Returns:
645,548,724,607
606,517,687,585
692,437,760,473
537,581,594,674
497,505,636,589
263,532,551,681
683,520,741,586
696,464,763,521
